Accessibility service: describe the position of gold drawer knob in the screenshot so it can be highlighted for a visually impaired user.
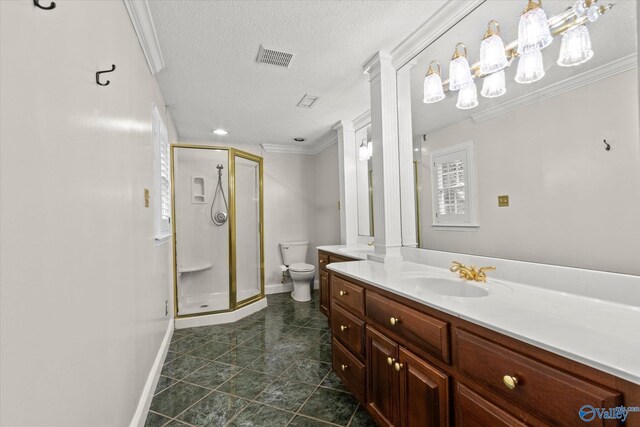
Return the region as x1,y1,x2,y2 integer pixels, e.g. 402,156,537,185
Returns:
394,362,403,372
389,317,399,326
320,259,326,264
387,357,395,366
339,290,348,296
341,364,348,371
503,375,519,390
339,325,349,332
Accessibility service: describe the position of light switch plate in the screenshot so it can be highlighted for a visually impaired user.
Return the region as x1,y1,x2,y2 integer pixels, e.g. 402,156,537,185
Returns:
498,195,509,207
144,188,150,208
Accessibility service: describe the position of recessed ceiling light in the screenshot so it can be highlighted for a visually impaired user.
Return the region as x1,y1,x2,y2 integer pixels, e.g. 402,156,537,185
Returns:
212,129,228,135
293,138,305,142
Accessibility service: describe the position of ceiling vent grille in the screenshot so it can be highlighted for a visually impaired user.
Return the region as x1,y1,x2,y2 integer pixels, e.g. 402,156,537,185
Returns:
297,94,319,109
256,45,294,68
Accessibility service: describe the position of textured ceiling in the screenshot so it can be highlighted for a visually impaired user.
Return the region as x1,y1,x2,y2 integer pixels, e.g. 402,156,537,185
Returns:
148,0,446,146
408,0,638,135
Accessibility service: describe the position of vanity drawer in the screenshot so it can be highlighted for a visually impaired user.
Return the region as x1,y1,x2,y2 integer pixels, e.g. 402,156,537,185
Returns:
455,383,528,427
331,303,365,357
319,252,329,271
366,291,450,363
332,276,365,316
333,338,366,403
329,254,353,264
455,329,622,427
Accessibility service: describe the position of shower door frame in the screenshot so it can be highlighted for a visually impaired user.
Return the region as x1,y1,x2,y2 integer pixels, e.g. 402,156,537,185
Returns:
170,144,265,319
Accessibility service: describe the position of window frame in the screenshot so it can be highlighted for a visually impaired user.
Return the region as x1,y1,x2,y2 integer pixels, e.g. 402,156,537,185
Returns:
429,140,479,230
153,104,172,242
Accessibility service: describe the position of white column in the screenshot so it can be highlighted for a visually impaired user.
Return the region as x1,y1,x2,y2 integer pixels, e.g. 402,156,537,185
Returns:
365,52,403,263
397,62,418,248
334,120,358,245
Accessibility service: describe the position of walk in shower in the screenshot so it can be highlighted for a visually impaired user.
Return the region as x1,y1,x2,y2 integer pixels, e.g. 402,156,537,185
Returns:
171,144,264,318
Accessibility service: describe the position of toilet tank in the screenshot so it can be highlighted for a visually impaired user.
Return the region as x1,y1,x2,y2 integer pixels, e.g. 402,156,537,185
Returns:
280,241,308,265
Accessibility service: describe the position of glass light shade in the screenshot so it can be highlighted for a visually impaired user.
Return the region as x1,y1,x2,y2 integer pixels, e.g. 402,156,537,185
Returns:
456,81,479,110
572,0,587,17
481,70,507,98
587,4,601,22
480,34,509,74
367,140,373,158
517,6,553,55
515,50,545,84
449,56,474,91
358,142,369,161
423,72,445,103
557,25,593,67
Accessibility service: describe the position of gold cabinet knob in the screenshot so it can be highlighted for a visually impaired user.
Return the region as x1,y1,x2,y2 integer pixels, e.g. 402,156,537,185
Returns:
387,357,395,366
339,290,348,296
341,364,348,371
389,317,399,326
320,259,326,263
339,325,349,332
394,362,403,372
502,375,519,390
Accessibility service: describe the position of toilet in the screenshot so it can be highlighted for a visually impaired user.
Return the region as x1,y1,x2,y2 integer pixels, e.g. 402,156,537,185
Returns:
280,241,315,302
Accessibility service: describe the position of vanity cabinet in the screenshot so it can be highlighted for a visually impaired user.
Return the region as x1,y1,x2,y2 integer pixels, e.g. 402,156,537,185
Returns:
327,270,640,427
318,250,361,317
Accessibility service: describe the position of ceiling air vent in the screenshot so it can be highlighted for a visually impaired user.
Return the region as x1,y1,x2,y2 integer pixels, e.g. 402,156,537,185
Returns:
297,94,319,109
256,45,294,68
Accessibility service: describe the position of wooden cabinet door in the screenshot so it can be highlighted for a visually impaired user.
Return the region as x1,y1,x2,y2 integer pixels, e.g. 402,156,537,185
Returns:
366,326,400,427
398,348,449,427
319,270,329,316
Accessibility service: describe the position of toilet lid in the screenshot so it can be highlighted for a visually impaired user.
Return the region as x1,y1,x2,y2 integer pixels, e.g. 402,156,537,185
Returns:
289,263,315,272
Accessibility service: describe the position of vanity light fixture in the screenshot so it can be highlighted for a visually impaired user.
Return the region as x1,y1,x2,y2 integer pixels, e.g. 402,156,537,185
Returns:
359,139,372,161
517,0,553,55
481,70,507,98
480,21,509,74
515,50,545,84
423,61,445,104
456,81,479,109
557,24,593,67
212,129,228,135
449,43,474,91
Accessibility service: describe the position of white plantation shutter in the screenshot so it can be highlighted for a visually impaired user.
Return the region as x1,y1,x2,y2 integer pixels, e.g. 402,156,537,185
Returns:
430,141,478,227
153,105,171,239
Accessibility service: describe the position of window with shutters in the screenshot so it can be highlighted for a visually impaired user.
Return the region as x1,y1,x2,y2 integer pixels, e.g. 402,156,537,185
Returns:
430,141,478,228
153,105,171,241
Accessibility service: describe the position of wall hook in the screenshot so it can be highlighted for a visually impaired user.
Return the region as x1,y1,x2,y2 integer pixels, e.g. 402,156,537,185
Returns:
96,65,116,86
34,0,56,10
603,139,611,151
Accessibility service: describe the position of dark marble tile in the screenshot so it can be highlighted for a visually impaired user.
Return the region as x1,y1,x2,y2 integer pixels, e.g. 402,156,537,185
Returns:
226,402,293,427
288,415,336,426
247,352,291,376
177,391,249,427
283,313,314,327
186,340,234,361
287,326,327,343
241,329,292,351
254,378,316,412
266,293,293,305
348,404,377,427
217,369,277,399
181,361,242,389
282,359,332,386
169,335,210,355
161,355,210,380
319,331,332,345
154,376,177,396
164,351,180,365
163,420,191,427
144,411,172,427
150,381,211,418
268,338,309,356
299,387,359,426
304,342,333,363
215,346,264,367
320,370,349,393
303,317,330,330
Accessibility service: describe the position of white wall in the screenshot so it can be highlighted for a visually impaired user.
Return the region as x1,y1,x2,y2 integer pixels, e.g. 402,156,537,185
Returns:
314,143,342,249
418,69,640,275
0,2,175,426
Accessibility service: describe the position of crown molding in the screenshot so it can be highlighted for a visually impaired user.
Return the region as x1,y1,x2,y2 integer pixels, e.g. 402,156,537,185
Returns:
353,110,371,131
123,0,165,74
471,53,638,124
261,132,337,156
390,0,485,70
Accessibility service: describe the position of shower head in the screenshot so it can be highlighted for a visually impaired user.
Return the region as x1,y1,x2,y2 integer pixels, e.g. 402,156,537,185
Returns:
216,164,224,170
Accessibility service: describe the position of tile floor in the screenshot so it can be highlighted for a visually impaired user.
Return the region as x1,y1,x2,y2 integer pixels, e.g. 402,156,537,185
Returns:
145,293,378,427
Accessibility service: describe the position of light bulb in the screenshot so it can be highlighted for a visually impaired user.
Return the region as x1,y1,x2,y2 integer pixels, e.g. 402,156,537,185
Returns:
480,21,509,74
367,140,373,159
423,61,445,103
557,25,593,67
515,50,545,84
449,43,474,91
517,1,553,55
481,70,507,98
456,81,479,110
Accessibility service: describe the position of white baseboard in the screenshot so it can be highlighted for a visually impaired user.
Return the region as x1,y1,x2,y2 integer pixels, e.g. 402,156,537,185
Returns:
130,320,174,427
174,297,268,329
265,282,293,294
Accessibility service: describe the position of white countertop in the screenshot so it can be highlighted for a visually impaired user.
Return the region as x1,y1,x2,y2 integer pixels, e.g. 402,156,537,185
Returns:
317,245,373,260
327,259,640,385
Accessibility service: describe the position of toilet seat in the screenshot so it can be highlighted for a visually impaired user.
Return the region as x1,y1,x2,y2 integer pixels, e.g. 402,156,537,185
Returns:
289,263,315,272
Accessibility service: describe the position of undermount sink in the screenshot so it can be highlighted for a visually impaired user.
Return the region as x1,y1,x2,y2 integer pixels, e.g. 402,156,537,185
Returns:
401,277,489,298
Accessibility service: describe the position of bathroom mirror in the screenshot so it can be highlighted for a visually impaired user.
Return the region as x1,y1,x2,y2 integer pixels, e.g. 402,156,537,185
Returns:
400,0,639,275
356,123,374,237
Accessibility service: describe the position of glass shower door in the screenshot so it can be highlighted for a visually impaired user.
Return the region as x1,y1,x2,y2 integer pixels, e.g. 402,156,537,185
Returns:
233,152,264,306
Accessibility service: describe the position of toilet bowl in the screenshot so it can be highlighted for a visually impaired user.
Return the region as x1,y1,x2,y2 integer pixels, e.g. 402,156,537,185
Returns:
289,263,315,302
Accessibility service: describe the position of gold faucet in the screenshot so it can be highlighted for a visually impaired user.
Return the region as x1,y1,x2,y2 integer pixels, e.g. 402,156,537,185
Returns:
450,261,496,283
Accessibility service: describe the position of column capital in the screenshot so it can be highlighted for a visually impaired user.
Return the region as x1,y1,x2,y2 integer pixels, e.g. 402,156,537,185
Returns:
332,120,354,132
362,51,393,76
